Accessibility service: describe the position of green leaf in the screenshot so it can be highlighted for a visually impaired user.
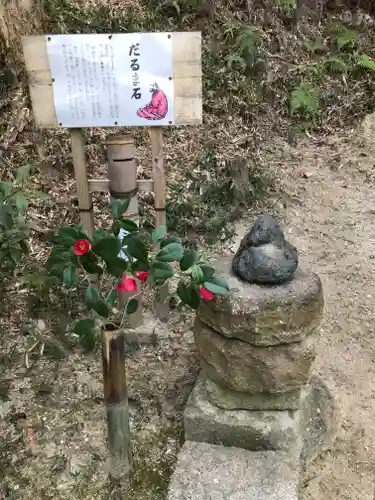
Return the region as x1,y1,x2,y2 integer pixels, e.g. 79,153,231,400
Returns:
111,221,121,237
325,57,347,74
74,318,96,337
0,181,12,197
57,227,81,247
63,263,77,287
119,219,139,233
92,228,109,242
180,248,199,271
126,235,149,262
106,256,129,277
15,193,28,213
19,239,29,254
156,242,184,263
160,235,182,248
0,206,15,229
290,84,320,116
79,252,103,275
126,298,139,314
204,282,230,296
92,237,122,261
152,225,167,244
10,249,23,264
85,286,100,308
93,299,109,318
206,275,230,289
107,288,118,308
73,318,97,350
82,262,103,275
111,198,131,219
191,265,204,283
47,246,72,270
331,23,357,51
177,281,200,310
356,53,375,72
199,264,215,282
131,259,150,272
85,286,109,317
204,275,230,296
149,260,174,283
48,262,69,277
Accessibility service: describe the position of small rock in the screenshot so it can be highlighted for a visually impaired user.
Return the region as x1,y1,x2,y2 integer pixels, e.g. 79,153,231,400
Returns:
232,215,298,284
69,453,86,476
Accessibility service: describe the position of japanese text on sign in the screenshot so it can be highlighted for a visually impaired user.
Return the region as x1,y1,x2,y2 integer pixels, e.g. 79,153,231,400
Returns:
46,33,174,127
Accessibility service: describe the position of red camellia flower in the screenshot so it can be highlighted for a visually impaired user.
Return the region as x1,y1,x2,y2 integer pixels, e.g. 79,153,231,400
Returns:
118,275,137,292
73,239,91,256
199,286,215,301
136,271,149,282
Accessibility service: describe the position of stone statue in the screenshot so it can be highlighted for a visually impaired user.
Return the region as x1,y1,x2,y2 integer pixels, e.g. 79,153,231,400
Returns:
232,215,298,284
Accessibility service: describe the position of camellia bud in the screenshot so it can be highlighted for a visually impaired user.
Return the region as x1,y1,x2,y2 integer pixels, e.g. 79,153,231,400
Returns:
117,275,137,292
199,286,215,301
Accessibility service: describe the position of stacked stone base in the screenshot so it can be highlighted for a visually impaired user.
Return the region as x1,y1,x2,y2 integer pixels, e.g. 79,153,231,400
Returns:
167,261,336,500
169,374,339,500
186,261,324,454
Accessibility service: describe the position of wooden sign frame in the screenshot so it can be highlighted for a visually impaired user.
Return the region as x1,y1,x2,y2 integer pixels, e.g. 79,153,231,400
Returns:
20,34,203,479
22,32,202,128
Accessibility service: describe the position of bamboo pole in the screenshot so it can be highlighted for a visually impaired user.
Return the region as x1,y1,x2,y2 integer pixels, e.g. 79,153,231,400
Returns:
106,133,143,328
101,132,144,484
102,327,132,483
85,178,154,194
150,127,169,321
69,129,94,238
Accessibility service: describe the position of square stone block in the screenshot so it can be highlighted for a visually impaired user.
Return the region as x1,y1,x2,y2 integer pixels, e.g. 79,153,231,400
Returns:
167,441,300,500
184,376,301,452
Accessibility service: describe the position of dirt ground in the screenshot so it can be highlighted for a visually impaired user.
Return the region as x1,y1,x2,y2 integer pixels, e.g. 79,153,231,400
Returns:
2,114,375,499
271,116,375,500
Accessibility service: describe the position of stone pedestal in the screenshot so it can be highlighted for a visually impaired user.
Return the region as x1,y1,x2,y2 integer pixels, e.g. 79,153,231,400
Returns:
169,217,336,500
170,375,339,500
185,260,324,453
184,375,301,451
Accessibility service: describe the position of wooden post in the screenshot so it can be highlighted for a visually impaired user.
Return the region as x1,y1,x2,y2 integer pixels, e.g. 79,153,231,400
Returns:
106,133,143,328
70,129,94,238
102,326,132,483
150,127,169,321
150,128,166,228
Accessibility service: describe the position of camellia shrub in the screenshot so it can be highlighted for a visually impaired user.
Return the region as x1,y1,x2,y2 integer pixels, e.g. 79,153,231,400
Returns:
46,198,230,342
0,165,48,281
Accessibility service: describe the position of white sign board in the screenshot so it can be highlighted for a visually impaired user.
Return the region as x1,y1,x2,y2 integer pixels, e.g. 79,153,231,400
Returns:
46,33,174,128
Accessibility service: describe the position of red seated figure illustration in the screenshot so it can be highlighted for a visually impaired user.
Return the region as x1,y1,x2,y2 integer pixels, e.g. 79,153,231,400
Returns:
137,83,168,120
